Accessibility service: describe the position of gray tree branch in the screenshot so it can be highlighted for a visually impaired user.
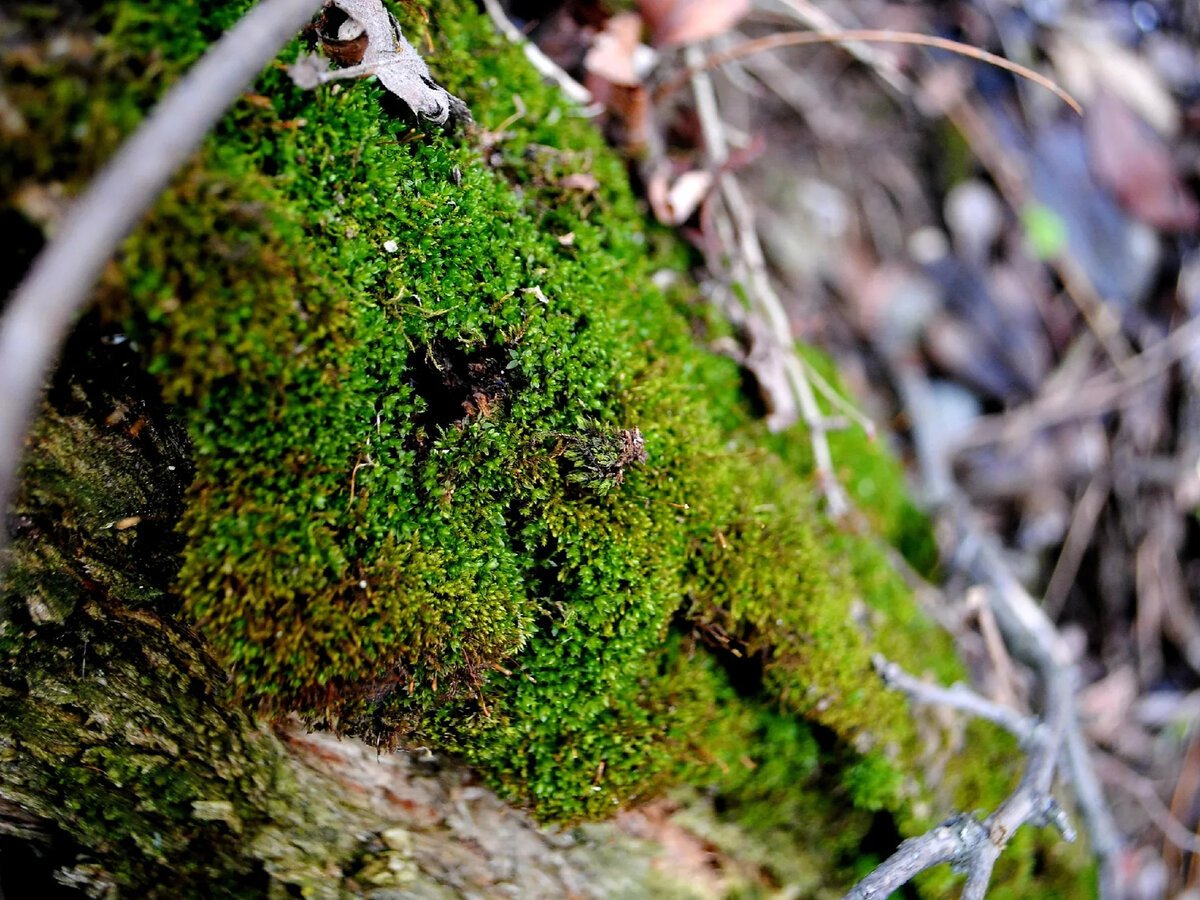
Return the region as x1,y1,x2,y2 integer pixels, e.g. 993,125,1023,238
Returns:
0,0,323,547
849,644,1076,900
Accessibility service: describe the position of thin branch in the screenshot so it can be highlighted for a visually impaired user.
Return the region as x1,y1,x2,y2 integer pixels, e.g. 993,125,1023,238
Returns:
766,0,909,94
845,814,986,900
1043,474,1110,619
850,647,1075,899
1064,720,1124,898
873,655,1036,743
797,354,878,440
1094,749,1200,856
685,44,849,517
0,0,323,547
479,0,595,107
868,330,1124,896
655,29,1082,115
953,315,1200,452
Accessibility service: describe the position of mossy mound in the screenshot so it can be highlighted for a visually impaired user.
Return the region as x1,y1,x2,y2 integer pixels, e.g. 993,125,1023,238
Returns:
1,0,1091,892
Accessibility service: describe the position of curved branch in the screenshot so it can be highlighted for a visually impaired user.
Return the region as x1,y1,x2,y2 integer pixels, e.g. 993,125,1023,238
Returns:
0,0,322,547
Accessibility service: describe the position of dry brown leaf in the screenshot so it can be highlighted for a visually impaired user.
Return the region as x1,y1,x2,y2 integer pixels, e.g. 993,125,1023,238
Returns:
290,0,470,128
646,168,713,225
1048,29,1179,136
1087,90,1200,232
639,0,749,47
583,12,643,87
584,13,653,150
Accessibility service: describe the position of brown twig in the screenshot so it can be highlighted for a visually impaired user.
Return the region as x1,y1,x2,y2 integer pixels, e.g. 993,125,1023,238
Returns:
952,316,1200,453
1093,748,1200,857
685,44,850,517
1168,728,1200,886
766,0,909,94
655,29,1082,115
965,586,1023,713
1043,474,1110,619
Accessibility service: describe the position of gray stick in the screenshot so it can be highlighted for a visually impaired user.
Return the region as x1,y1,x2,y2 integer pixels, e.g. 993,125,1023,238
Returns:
0,0,322,546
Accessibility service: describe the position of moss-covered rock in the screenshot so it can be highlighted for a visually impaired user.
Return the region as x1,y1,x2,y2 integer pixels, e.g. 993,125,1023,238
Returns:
0,0,1092,893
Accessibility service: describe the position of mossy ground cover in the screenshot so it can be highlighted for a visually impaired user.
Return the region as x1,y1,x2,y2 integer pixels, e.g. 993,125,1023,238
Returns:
1,0,1090,892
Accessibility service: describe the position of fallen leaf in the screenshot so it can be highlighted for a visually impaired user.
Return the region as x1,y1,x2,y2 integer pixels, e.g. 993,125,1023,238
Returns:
639,0,749,47
1086,89,1199,232
314,4,369,66
583,13,656,150
647,168,712,225
584,12,643,87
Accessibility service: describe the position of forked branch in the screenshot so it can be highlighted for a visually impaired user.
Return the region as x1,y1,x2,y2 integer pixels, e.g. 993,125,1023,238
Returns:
848,650,1076,899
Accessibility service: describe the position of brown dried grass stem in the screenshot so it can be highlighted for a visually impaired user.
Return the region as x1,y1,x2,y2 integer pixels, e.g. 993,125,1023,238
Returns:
655,29,1082,115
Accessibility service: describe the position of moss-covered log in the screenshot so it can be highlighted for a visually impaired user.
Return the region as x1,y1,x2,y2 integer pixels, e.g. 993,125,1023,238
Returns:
1,0,1091,895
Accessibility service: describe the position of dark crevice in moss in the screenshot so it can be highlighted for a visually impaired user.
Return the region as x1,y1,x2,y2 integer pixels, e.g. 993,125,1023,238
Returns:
682,612,767,698
0,209,45,302
405,339,515,435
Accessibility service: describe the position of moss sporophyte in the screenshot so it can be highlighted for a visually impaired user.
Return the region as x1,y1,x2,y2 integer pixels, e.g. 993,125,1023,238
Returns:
0,0,1091,892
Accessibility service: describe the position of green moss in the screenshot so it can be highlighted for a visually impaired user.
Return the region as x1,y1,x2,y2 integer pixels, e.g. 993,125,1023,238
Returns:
1,0,1091,892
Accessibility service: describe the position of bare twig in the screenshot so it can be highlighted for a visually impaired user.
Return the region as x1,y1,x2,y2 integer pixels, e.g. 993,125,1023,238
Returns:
685,45,849,517
1064,711,1125,898
1093,749,1200,856
874,655,1036,743
846,814,988,900
765,0,909,94
965,585,1023,713
656,29,1082,115
1165,728,1200,878
870,340,1124,897
953,315,1200,452
0,0,323,547
849,648,1075,899
1043,474,1110,619
796,354,878,440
